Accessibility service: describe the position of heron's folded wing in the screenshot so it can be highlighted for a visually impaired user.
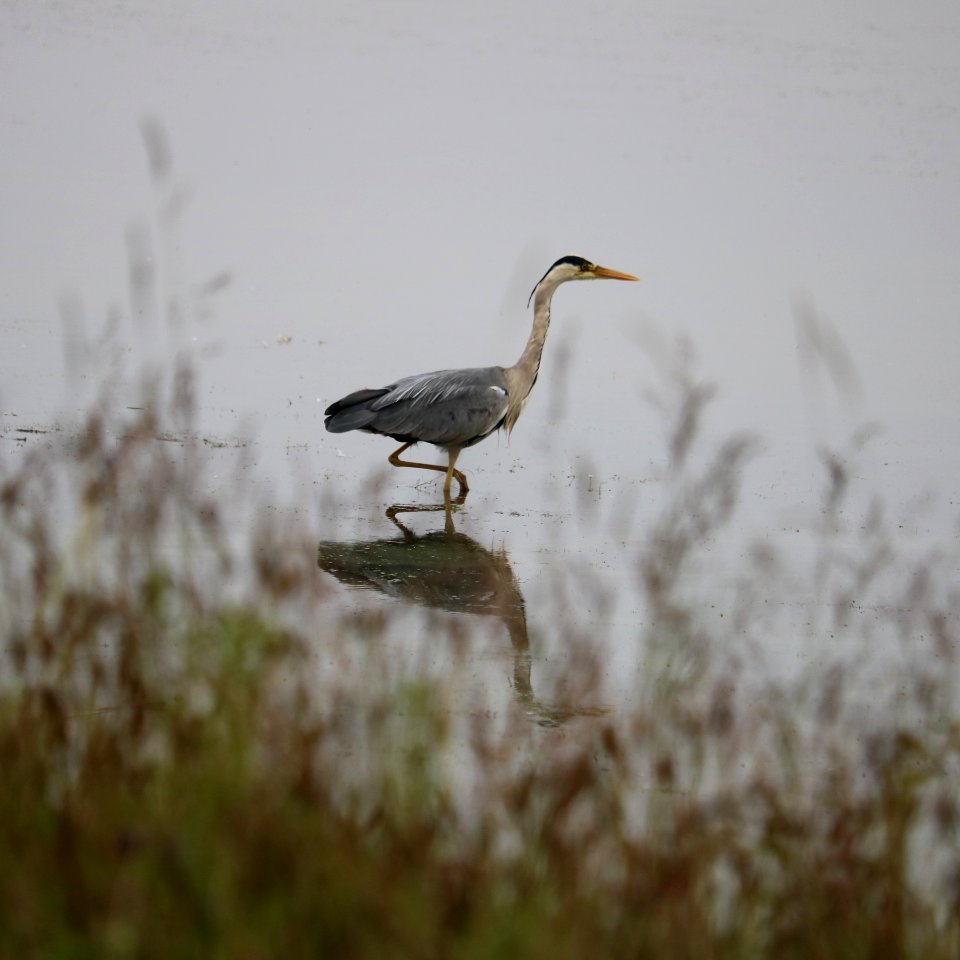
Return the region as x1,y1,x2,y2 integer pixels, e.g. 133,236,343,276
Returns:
370,368,510,446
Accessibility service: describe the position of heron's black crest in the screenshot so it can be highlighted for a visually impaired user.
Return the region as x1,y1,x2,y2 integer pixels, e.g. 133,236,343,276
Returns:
527,255,593,307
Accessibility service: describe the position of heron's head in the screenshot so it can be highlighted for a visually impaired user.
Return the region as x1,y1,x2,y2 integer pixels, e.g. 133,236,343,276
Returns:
528,255,638,306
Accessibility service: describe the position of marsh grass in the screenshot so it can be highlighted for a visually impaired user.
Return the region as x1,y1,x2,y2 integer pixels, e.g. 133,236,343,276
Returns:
2,133,959,957
2,335,959,958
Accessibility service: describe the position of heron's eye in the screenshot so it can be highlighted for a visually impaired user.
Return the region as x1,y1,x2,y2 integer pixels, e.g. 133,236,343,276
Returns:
580,262,592,273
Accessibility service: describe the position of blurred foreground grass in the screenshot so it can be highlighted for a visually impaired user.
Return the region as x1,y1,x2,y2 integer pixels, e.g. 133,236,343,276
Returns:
2,127,959,956
1,347,959,959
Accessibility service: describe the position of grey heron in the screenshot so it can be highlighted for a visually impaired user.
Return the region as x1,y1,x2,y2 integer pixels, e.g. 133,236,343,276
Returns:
324,255,638,499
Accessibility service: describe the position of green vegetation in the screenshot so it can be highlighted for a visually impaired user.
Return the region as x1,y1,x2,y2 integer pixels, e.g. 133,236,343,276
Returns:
2,130,958,955
2,346,958,959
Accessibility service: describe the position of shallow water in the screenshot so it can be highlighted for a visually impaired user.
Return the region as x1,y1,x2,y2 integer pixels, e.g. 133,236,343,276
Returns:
2,0,959,717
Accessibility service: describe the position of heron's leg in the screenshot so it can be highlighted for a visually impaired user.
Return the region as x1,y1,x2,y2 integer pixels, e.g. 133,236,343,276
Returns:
387,443,467,495
443,448,469,499
388,443,469,499
388,442,444,475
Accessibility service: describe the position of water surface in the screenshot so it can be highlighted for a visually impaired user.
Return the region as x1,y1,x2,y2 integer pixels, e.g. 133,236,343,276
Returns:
2,0,959,714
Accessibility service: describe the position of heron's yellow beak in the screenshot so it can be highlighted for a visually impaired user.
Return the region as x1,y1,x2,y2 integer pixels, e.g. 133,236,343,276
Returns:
593,265,639,281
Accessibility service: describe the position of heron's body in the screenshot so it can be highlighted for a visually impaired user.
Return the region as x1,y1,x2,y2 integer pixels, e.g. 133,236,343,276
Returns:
325,255,637,498
324,365,511,448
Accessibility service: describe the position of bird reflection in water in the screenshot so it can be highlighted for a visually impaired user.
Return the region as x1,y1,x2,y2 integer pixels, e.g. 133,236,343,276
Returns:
317,504,596,727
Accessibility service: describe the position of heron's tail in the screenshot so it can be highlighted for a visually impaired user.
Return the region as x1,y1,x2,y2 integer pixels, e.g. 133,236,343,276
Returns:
324,387,389,433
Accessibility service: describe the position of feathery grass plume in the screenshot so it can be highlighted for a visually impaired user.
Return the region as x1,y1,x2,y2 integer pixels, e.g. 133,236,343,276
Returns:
2,133,960,958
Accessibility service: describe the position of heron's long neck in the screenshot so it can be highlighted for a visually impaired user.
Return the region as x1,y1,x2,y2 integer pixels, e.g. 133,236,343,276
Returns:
501,278,560,433
515,280,558,386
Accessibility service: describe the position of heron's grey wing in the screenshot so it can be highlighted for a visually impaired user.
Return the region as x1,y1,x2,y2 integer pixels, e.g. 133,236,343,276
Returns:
369,367,510,447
